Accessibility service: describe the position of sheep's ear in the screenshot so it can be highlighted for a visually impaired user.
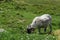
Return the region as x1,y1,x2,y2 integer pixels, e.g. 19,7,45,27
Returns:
27,24,31,28
28,25,31,27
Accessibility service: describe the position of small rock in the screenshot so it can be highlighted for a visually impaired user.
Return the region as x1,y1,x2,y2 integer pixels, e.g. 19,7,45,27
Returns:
0,29,5,32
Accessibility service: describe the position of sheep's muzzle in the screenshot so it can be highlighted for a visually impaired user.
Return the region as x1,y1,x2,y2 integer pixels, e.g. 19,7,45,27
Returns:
27,28,35,34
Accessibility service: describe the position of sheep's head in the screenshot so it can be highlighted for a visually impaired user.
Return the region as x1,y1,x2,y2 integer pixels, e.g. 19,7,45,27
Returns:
27,25,35,34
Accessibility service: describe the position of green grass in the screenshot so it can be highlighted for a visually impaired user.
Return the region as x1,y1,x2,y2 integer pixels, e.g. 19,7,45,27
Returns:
0,0,60,40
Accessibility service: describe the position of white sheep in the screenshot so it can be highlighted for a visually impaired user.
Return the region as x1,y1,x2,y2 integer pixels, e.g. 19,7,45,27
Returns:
27,14,52,34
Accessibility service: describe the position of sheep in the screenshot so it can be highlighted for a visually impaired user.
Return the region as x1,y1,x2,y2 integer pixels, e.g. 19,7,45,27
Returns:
27,14,52,34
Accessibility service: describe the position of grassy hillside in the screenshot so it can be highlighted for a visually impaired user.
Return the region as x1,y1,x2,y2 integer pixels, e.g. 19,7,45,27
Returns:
0,0,60,40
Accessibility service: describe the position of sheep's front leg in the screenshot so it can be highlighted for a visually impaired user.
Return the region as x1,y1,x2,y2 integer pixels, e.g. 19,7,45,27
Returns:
38,26,41,34
44,27,47,32
44,24,47,33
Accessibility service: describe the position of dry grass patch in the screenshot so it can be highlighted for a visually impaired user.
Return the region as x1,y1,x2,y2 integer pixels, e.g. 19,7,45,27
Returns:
52,29,60,40
53,29,60,36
